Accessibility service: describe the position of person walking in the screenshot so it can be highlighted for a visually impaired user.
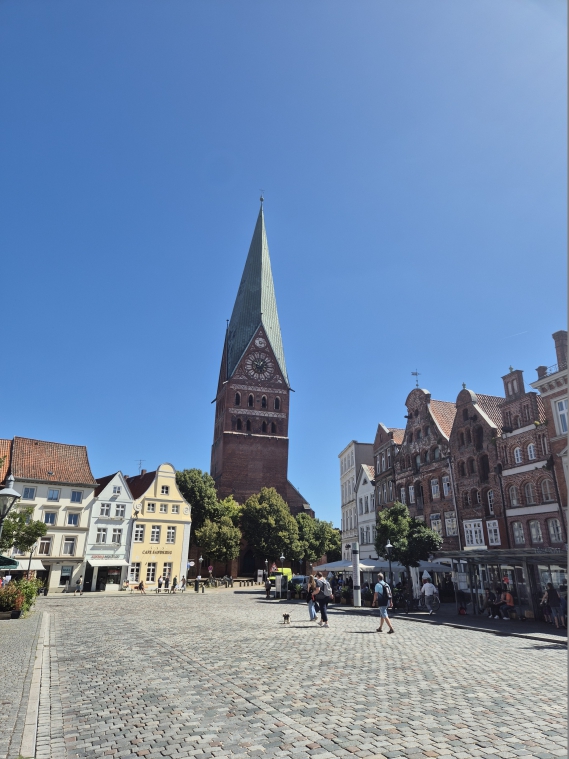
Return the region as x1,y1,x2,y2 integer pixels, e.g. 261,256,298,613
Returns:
74,575,84,596
164,575,170,593
180,577,186,592
374,572,394,633
172,576,178,593
314,571,333,628
421,578,438,615
137,580,146,594
542,583,562,629
157,575,163,593
307,575,318,622
264,578,272,599
483,588,497,617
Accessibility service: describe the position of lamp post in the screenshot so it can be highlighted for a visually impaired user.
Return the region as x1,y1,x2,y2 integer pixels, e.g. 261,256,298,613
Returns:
385,539,393,587
264,559,268,580
0,475,21,542
27,542,38,579
198,555,203,576
351,541,361,607
280,553,285,598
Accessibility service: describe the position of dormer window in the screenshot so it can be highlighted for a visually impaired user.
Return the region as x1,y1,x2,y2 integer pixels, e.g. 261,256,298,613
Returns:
113,486,121,495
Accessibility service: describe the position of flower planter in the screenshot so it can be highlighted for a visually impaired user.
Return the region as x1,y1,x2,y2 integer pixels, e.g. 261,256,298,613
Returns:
11,610,22,619
0,611,12,621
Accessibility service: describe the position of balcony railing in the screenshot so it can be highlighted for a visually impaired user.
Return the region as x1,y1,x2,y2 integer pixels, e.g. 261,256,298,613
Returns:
537,361,568,379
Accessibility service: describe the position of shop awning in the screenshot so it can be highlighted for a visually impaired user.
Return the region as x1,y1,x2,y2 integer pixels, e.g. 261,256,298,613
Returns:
0,555,18,569
87,559,129,567
437,548,567,566
314,559,451,573
14,559,46,571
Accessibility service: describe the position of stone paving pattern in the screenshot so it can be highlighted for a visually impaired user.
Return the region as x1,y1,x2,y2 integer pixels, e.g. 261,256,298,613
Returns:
0,610,41,759
1,590,566,759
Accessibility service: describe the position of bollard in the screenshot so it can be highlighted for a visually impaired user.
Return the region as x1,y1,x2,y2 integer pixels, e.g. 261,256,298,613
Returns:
194,579,199,592
201,583,205,593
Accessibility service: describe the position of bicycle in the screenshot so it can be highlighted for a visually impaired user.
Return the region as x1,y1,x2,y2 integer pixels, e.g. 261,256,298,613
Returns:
419,594,441,612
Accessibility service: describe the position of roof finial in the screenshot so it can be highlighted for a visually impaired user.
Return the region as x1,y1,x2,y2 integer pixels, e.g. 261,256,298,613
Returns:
509,365,514,373
411,369,421,388
462,382,466,389
260,190,264,206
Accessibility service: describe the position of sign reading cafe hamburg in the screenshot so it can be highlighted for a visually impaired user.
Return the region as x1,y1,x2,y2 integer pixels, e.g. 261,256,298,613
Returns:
142,550,173,554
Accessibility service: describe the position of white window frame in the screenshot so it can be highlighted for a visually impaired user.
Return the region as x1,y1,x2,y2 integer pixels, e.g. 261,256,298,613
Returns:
524,483,536,505
171,504,180,514
556,398,568,435
162,562,172,579
70,490,83,503
409,486,415,504
166,526,176,544
527,444,536,461
509,487,519,507
512,521,525,545
112,528,123,544
146,503,156,513
364,496,369,513
160,504,168,514
442,476,451,498
47,488,60,502
129,563,140,582
44,512,56,525
115,504,125,518
431,479,440,499
38,537,52,555
134,525,145,543
22,487,36,500
487,490,495,515
548,518,563,543
513,447,522,465
113,486,122,495
400,487,406,505
63,537,76,555
430,513,443,537
541,479,555,503
150,525,161,544
445,512,458,536
146,563,156,582
486,519,501,546
464,520,484,547
529,520,543,543
100,503,111,517
161,485,169,495
67,512,79,527
96,528,108,544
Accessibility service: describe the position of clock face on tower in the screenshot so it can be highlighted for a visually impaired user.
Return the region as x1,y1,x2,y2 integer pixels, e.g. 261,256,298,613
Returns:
254,337,267,348
244,351,274,380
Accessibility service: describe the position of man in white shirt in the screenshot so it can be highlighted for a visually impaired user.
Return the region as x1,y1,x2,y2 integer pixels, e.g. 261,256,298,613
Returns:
421,578,438,615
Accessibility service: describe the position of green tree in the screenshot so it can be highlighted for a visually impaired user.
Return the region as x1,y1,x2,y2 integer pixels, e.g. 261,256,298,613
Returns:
296,515,342,563
176,469,222,540
217,496,242,527
241,488,302,562
194,516,242,565
374,502,442,593
0,506,47,555
317,521,342,562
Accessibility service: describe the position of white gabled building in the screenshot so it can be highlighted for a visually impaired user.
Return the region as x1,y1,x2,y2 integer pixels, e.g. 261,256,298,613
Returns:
338,441,373,560
355,464,377,560
84,472,135,592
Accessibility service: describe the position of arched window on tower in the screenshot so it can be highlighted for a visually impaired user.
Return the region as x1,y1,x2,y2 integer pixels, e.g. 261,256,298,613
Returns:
274,397,280,410
246,420,251,432
248,394,254,407
271,422,276,434
262,421,267,433
261,396,267,408
235,392,241,406
236,419,242,431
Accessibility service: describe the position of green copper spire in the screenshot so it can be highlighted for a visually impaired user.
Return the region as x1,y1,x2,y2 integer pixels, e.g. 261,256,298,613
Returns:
226,203,289,386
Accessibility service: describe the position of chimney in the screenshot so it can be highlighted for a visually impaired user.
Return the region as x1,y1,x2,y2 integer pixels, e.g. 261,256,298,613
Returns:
553,330,567,369
140,469,147,476
536,366,548,379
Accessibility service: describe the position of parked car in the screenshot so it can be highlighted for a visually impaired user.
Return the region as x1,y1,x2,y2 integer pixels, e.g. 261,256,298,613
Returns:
290,575,310,591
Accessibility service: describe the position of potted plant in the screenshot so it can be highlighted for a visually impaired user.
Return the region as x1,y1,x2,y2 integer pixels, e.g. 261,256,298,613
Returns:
294,583,302,599
362,588,373,607
340,585,350,604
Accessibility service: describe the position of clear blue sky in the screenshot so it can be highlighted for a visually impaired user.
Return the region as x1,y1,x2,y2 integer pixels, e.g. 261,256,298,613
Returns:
1,1,566,525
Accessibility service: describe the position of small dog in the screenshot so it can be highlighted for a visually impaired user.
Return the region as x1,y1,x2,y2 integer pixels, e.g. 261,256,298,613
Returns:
282,613,291,624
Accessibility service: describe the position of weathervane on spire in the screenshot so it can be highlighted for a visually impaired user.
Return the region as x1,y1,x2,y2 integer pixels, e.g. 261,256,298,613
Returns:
411,369,421,388
260,190,264,205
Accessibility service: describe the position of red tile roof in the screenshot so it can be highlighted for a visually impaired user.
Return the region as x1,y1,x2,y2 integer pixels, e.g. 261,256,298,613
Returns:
0,439,12,483
474,394,504,431
11,436,97,486
362,464,375,481
126,470,157,500
389,428,405,445
429,400,457,439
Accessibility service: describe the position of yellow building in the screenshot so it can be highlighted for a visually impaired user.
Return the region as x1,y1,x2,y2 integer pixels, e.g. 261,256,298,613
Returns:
126,463,191,587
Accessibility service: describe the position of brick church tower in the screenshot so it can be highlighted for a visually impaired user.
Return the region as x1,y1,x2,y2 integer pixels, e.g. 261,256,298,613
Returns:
211,201,312,517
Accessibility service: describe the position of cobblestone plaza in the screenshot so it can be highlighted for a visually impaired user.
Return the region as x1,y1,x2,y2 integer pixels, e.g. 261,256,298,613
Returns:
1,590,566,759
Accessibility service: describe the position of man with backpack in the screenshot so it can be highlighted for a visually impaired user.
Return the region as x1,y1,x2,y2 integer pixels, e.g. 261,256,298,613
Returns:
314,571,333,628
374,572,394,634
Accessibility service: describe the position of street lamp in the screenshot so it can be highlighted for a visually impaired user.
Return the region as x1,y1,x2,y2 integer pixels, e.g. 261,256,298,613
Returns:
280,553,285,599
264,559,268,579
0,475,21,542
385,539,393,587
198,555,203,576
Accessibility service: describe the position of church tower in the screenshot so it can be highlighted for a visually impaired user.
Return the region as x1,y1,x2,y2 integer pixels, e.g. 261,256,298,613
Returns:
211,202,312,517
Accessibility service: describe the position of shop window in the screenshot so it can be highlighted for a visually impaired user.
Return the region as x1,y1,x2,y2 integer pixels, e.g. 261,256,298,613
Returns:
146,563,156,582
548,518,563,543
59,566,73,586
524,483,536,505
541,479,555,503
512,521,525,545
527,444,536,461
509,486,519,507
529,520,543,543
486,520,500,545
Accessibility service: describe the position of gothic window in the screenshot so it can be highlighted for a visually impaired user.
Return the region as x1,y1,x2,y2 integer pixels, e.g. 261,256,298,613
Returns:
408,432,413,444
388,481,393,500
514,416,521,429
400,487,406,505
479,454,490,481
462,491,470,508
387,449,392,467
274,397,280,410
465,429,472,445
416,429,422,441
236,419,242,431
261,396,267,408
415,454,421,470
246,420,251,432
524,483,536,505
522,404,530,422
487,490,494,514
504,411,512,427
433,447,441,461
509,486,519,507
474,427,484,451
462,408,469,421
458,461,466,477
474,489,481,505
527,443,536,461
467,458,476,475
262,421,267,433
381,455,385,471
529,520,543,543
424,450,430,463
248,394,254,408
541,479,555,503
512,521,525,545
424,425,431,437
459,432,465,447
409,485,415,504
271,422,276,434
513,447,522,464
235,392,241,406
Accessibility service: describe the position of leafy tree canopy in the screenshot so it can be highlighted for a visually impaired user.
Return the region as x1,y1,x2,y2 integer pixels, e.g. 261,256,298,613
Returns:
241,488,302,561
176,469,221,539
0,507,47,555
374,501,442,568
296,514,341,563
194,516,242,563
217,496,242,527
